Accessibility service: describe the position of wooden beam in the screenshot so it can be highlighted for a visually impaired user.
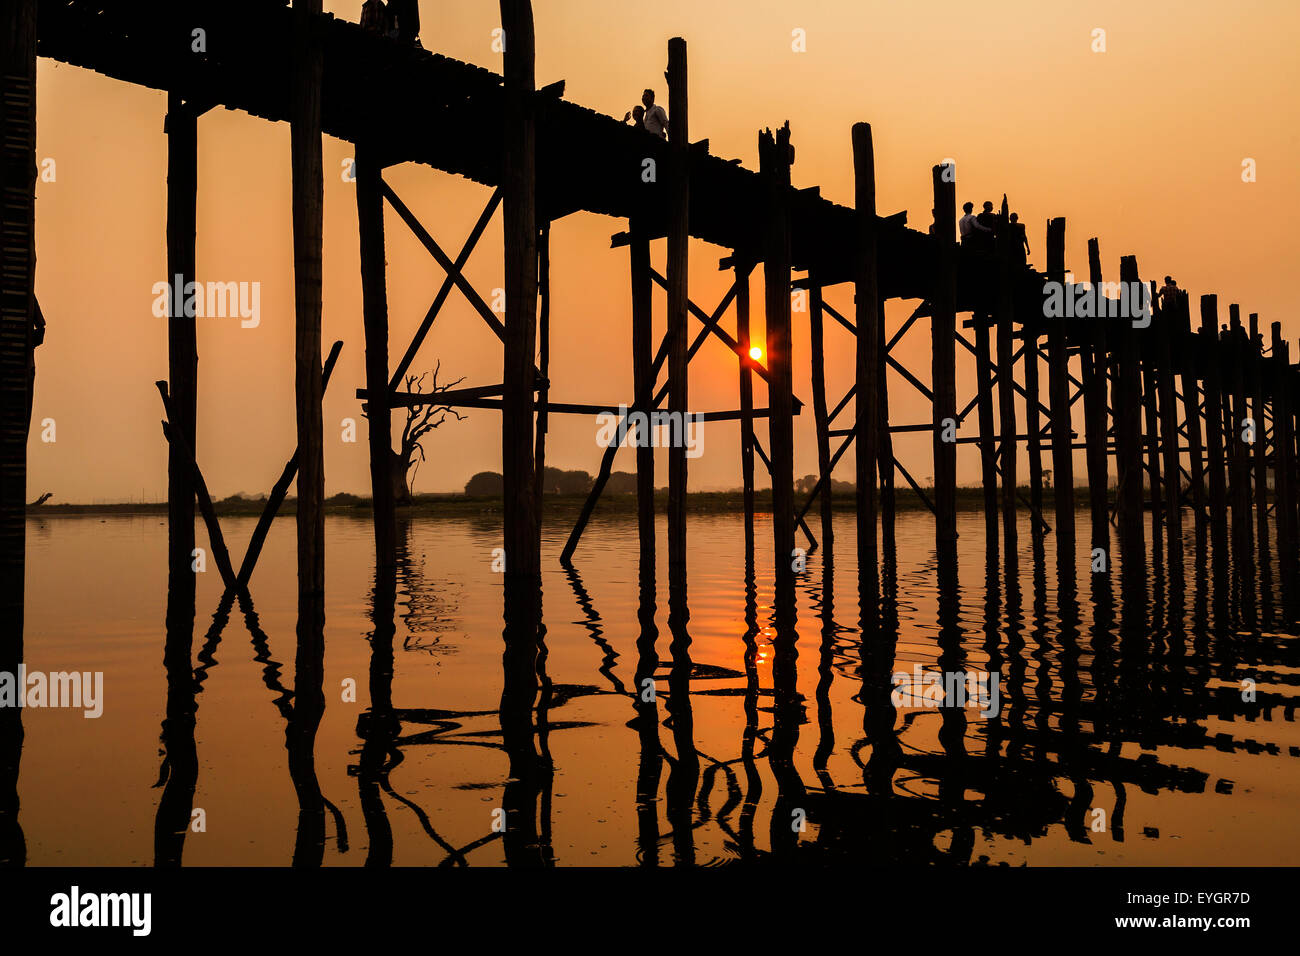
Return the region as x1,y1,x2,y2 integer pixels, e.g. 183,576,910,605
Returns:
761,120,796,592
1250,313,1271,618
1200,294,1229,570
931,165,958,553
1046,217,1074,559
1115,256,1146,577
388,188,501,391
666,36,690,620
852,122,879,599
736,254,756,555
631,222,655,568
290,0,326,615
165,92,198,607
1084,238,1110,556
357,144,396,571
996,202,1019,555
810,277,833,550
500,0,540,585
0,0,36,658
237,342,343,588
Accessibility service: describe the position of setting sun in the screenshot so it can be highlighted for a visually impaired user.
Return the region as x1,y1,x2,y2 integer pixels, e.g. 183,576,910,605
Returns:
749,346,763,361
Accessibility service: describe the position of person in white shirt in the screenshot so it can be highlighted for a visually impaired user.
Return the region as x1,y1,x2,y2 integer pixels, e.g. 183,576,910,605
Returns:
641,89,668,139
958,201,991,245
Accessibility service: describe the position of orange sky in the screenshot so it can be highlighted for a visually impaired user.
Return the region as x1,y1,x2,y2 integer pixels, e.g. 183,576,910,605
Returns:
26,0,1300,501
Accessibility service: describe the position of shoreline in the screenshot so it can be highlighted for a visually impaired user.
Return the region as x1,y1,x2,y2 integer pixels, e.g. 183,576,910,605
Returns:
26,487,1091,518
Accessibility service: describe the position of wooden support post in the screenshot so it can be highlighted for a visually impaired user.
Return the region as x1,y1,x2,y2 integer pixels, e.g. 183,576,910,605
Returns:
974,314,999,553
533,222,551,542
761,122,795,607
996,207,1018,555
1250,313,1271,615
631,224,656,567
1046,217,1074,558
930,165,957,554
1157,285,1183,577
1228,306,1255,616
1200,295,1230,568
500,0,540,585
809,279,833,551
0,0,36,657
356,146,396,571
291,0,325,613
1141,320,1164,569
851,123,880,600
1083,239,1109,555
876,294,895,551
1177,292,1206,528
1115,256,1146,574
666,36,690,621
1023,322,1044,543
165,93,198,606
1273,325,1298,608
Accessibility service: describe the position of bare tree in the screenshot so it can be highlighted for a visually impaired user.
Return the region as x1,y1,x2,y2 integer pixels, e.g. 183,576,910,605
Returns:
363,363,464,504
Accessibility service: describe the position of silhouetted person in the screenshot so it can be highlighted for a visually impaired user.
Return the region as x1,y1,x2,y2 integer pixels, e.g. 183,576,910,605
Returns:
360,0,390,35
388,0,421,45
641,89,668,139
27,298,43,431
959,201,991,247
622,104,646,128
1009,212,1030,265
1160,275,1178,311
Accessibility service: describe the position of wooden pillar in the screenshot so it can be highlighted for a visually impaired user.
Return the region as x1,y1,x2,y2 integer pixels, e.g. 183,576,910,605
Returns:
1156,281,1183,577
930,165,957,554
1046,217,1074,558
630,224,656,566
761,122,795,607
1273,325,1298,609
1115,256,1146,574
291,0,325,612
876,294,895,551
1178,291,1206,534
500,0,540,585
165,94,198,604
533,222,551,541
1141,320,1164,569
1023,320,1044,543
851,123,880,599
1250,313,1271,615
974,315,998,553
1200,295,1229,566
809,279,833,550
665,37,689,622
356,146,396,570
1228,305,1255,613
0,0,37,677
1196,297,1227,567
1083,238,1109,555
995,210,1018,555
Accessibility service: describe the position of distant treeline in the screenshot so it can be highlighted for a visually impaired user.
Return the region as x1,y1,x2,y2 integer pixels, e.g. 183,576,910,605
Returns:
464,469,858,497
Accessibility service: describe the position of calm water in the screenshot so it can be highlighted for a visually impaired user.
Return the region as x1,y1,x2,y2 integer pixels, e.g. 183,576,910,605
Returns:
10,509,1299,865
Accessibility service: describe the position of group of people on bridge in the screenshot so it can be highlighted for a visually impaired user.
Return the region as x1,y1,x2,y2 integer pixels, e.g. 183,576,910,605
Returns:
623,89,669,139
957,200,1030,266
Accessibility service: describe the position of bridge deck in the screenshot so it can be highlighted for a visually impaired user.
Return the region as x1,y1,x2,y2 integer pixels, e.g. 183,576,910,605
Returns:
36,0,1037,307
